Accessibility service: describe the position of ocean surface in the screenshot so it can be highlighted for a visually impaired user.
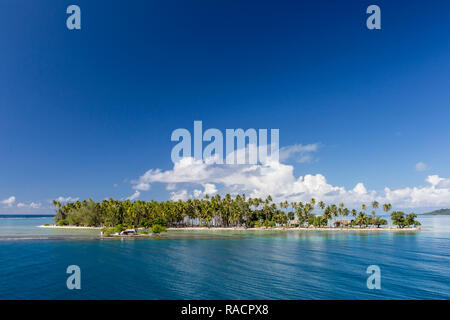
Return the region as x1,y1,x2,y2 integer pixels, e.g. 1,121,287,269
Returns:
0,215,449,300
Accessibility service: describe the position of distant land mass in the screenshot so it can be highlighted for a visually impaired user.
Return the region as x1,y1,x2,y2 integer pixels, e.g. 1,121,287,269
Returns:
421,209,450,215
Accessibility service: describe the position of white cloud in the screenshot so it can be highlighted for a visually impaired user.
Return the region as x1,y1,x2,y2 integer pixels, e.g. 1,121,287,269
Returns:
279,143,320,163
193,189,203,198
126,190,140,201
55,196,79,203
133,182,151,191
30,202,42,209
353,183,368,195
1,196,16,207
130,157,371,205
192,183,218,199
170,189,188,201
415,162,428,171
130,155,450,209
383,175,450,208
17,202,41,209
425,175,450,188
203,183,218,195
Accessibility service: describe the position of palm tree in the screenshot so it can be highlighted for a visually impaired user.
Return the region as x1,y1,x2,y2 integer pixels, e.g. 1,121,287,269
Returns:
338,203,344,217
51,195,402,231
342,208,349,217
323,206,333,222
301,203,314,226
280,201,289,210
52,200,61,208
371,201,379,210
356,212,369,228
318,201,325,210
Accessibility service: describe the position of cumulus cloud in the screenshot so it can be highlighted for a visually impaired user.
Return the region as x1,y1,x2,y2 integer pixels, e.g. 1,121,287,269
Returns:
426,175,450,189
383,175,450,208
192,183,218,199
17,202,42,209
170,184,218,201
130,157,373,205
415,162,428,171
203,183,218,195
130,156,450,209
1,196,16,207
170,189,188,201
55,196,79,203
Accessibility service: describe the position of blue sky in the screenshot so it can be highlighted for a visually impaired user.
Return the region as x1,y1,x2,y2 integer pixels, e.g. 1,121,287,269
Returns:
1,0,450,212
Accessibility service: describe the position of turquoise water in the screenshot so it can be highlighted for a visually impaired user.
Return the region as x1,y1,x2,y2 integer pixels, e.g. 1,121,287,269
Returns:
0,215,449,299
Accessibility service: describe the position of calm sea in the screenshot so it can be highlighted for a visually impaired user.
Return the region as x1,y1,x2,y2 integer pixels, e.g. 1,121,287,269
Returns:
0,215,449,299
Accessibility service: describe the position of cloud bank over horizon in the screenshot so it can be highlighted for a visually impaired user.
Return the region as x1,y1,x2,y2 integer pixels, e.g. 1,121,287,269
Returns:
129,156,450,209
2,145,449,212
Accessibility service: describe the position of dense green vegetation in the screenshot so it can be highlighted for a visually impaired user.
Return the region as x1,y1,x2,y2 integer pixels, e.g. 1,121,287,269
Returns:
52,196,420,229
421,208,450,215
151,224,167,234
390,212,421,228
101,225,125,236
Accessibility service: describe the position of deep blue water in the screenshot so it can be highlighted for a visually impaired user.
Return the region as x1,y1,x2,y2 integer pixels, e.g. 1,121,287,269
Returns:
0,215,449,299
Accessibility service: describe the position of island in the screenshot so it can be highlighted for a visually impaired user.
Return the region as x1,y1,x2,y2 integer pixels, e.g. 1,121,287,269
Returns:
420,208,450,215
39,196,421,235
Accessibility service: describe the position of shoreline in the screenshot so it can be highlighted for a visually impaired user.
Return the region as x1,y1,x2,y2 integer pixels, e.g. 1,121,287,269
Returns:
38,225,420,231
168,227,421,231
38,225,103,229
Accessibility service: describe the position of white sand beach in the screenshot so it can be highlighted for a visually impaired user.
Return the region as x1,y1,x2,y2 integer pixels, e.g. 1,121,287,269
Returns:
37,225,419,231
